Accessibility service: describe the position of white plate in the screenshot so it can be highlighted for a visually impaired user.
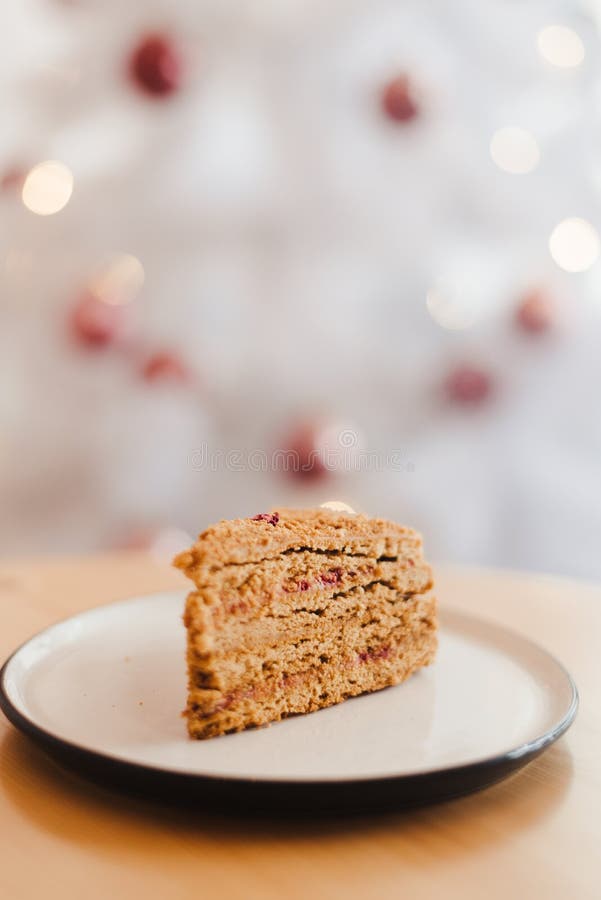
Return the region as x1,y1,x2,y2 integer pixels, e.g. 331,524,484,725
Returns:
0,591,577,813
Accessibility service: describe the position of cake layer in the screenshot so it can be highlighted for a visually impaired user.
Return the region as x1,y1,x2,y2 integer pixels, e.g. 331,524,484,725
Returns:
174,507,424,586
209,583,435,654
186,625,437,739
186,589,437,702
185,581,431,665
187,550,431,622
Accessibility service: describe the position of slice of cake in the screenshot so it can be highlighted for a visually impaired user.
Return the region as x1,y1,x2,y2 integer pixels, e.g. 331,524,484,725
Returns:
174,507,437,739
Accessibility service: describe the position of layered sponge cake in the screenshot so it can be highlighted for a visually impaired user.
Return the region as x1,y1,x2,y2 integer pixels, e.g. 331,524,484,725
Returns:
174,508,437,739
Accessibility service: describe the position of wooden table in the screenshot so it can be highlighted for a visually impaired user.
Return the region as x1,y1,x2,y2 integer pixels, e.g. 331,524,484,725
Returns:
0,554,598,899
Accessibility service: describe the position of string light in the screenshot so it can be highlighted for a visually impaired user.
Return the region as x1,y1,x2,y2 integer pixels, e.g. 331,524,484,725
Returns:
537,25,585,68
426,283,478,331
21,160,73,216
490,127,540,174
90,254,145,306
549,218,600,272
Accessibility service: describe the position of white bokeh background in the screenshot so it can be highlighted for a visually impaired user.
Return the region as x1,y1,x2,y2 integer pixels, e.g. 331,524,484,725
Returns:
2,0,601,578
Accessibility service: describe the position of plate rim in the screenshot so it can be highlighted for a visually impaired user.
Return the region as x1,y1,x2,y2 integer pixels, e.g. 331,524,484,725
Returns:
0,590,579,792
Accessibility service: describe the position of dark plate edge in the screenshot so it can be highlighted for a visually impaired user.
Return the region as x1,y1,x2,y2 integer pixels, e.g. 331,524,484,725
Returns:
0,604,579,815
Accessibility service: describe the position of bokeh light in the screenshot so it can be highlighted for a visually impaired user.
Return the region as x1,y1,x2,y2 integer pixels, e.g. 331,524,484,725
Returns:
91,253,145,306
426,283,478,331
21,160,73,215
549,218,600,272
537,25,585,68
490,127,540,174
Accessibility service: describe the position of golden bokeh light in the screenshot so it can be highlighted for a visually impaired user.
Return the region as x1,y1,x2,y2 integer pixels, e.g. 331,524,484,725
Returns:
91,254,145,306
490,127,540,175
537,25,585,68
21,160,74,216
549,218,600,273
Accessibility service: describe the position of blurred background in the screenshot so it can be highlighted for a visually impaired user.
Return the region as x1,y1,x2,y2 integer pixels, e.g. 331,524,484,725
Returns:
2,0,601,578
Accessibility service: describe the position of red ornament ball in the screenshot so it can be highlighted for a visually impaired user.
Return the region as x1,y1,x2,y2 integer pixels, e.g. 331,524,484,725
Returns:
69,293,125,348
279,421,330,482
515,289,554,335
129,33,181,97
141,351,190,384
1,167,26,192
381,74,419,123
445,365,493,405
114,527,155,551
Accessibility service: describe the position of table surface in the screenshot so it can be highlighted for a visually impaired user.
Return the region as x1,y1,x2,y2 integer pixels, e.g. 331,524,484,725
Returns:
0,554,598,900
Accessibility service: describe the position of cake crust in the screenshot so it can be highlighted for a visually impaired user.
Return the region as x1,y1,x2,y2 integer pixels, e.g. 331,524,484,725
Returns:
175,508,437,739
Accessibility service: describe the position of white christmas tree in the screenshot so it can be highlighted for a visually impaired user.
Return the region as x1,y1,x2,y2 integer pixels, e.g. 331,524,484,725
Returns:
2,0,601,577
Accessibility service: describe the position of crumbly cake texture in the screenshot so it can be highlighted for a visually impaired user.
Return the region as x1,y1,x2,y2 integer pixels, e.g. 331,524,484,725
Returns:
174,508,437,739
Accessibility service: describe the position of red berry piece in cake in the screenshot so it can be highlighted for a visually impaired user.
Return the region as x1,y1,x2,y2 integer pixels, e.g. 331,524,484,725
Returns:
251,512,280,526
319,567,343,586
129,33,181,97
